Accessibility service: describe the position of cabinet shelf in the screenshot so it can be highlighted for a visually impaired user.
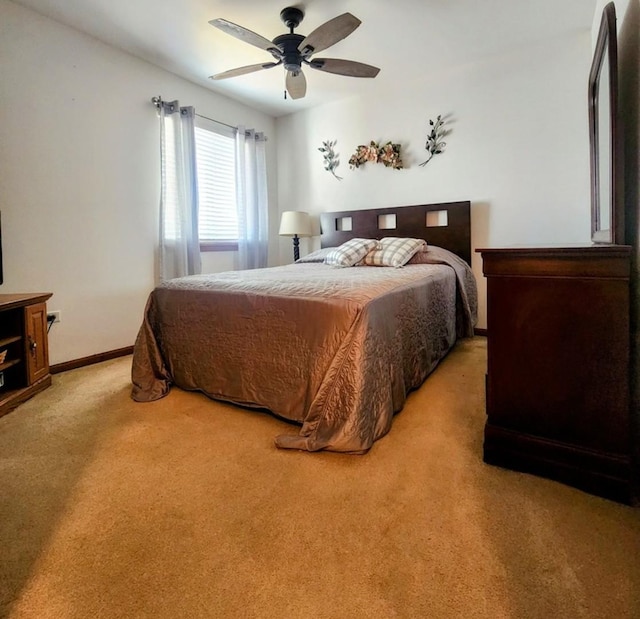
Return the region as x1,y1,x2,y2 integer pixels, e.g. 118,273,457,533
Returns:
0,358,21,372
0,335,22,348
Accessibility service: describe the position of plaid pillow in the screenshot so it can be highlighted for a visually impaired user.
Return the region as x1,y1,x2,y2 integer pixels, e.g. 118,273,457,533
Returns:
362,237,427,267
325,238,379,267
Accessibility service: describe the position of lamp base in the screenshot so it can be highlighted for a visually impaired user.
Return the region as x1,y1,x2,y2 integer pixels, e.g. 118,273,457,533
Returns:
293,235,300,262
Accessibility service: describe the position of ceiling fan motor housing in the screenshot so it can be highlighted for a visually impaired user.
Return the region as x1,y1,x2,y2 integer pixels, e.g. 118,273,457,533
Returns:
280,7,304,30
272,33,305,72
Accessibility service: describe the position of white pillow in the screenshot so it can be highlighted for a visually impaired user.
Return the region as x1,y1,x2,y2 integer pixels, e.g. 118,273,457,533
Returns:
296,247,336,263
362,237,427,268
325,238,379,267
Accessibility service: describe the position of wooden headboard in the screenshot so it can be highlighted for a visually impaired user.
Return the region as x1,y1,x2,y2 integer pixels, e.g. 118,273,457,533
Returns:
320,201,472,265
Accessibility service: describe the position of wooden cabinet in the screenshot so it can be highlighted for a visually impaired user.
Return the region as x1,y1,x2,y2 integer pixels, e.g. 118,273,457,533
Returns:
0,293,53,418
477,246,633,503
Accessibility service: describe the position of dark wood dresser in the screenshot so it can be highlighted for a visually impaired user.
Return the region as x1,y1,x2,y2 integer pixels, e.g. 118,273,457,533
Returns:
0,293,53,418
477,246,633,503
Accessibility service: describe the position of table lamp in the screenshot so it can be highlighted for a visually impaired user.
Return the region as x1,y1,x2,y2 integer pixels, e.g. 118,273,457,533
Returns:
279,211,311,261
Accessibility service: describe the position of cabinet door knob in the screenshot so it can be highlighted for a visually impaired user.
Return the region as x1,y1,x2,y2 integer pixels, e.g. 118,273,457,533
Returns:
29,337,37,355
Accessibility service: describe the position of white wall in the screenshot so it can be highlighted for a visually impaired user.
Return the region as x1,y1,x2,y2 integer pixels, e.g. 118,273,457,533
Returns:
0,0,598,362
276,32,593,329
0,0,278,364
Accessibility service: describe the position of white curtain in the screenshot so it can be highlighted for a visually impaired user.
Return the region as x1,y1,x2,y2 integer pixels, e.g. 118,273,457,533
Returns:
158,100,201,281
235,126,269,270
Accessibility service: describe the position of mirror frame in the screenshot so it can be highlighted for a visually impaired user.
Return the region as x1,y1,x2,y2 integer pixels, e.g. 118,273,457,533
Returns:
589,2,622,244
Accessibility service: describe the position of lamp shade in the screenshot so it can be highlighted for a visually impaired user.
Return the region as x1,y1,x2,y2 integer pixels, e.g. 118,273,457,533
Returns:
279,211,311,237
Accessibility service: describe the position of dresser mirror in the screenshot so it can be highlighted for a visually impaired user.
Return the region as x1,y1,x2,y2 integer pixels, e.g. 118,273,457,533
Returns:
589,2,622,244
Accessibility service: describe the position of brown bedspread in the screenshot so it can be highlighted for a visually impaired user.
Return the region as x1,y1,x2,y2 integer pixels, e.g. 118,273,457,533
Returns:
131,247,477,453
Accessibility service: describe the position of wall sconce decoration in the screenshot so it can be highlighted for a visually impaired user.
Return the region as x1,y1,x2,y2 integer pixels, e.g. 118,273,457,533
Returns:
419,115,447,167
348,141,403,170
279,210,311,261
318,140,342,180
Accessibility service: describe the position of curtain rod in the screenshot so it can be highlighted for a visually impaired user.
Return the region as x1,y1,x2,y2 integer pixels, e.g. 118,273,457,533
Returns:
150,96,236,131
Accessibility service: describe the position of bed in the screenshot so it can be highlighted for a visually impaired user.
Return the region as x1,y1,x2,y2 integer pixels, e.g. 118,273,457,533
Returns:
131,201,477,453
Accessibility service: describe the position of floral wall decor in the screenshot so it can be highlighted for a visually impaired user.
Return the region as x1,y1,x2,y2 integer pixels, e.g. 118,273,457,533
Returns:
348,141,403,170
419,115,448,167
318,139,342,180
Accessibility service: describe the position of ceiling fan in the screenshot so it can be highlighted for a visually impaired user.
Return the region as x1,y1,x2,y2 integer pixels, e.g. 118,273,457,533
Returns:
208,7,380,100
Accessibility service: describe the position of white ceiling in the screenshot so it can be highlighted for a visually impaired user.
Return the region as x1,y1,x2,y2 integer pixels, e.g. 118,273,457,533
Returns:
13,0,596,117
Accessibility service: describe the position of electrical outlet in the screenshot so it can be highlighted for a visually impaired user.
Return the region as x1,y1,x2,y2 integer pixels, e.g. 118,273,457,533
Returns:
47,311,61,324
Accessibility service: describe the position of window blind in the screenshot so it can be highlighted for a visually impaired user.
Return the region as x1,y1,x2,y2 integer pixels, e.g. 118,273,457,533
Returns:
194,126,238,242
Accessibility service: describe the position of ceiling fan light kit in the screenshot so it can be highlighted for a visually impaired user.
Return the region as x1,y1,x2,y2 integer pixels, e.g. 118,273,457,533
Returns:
209,7,380,100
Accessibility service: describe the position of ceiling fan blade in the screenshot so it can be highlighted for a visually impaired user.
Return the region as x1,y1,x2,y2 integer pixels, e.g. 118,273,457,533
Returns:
309,58,380,78
209,18,279,53
286,70,307,100
298,13,361,56
210,62,279,80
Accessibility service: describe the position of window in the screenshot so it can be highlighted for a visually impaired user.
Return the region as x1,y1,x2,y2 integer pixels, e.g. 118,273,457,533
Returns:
194,119,238,251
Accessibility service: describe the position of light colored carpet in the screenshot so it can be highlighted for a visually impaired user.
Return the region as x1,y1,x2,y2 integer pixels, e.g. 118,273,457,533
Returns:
0,338,639,619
